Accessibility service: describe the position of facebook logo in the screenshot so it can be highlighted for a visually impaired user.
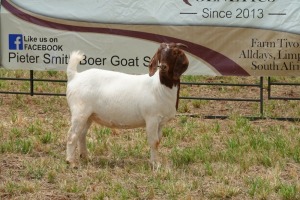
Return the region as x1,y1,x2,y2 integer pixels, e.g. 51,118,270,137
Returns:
9,34,24,50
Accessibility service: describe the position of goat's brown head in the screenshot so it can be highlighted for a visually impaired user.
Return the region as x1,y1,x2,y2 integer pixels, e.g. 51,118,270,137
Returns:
149,43,189,88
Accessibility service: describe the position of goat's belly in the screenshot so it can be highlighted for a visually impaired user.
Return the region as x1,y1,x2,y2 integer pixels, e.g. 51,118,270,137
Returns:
90,113,145,129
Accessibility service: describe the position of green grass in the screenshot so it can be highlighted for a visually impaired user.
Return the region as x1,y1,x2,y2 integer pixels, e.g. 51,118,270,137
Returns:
1,69,300,199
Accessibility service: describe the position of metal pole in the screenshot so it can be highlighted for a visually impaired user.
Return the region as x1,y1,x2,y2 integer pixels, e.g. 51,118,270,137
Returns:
30,70,34,96
260,77,264,117
267,77,271,100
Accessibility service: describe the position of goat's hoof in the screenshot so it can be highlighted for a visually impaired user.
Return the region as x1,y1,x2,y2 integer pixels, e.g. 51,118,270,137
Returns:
80,154,89,160
66,160,78,169
80,155,89,164
151,160,162,171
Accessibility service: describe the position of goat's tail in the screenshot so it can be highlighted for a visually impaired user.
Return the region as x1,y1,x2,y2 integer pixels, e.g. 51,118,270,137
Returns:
67,51,84,81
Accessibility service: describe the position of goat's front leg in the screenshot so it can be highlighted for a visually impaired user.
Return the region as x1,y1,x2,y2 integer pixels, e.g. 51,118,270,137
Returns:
146,118,162,169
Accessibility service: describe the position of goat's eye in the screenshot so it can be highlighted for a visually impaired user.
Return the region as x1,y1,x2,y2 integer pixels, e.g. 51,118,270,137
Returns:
161,64,167,71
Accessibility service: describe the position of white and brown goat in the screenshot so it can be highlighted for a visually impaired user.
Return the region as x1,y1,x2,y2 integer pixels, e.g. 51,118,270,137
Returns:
66,43,189,168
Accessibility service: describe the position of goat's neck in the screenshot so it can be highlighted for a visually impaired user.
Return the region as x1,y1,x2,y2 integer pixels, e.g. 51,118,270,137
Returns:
159,72,180,89
159,70,181,110
152,72,179,110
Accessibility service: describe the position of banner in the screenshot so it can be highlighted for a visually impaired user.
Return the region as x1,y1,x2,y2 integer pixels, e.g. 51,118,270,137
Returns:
1,0,300,76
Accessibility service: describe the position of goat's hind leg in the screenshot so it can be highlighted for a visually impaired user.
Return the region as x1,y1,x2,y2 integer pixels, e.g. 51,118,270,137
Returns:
78,118,92,161
66,116,90,167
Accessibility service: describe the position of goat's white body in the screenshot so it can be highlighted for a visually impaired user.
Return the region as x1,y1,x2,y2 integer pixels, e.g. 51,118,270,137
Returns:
66,51,179,166
67,68,178,128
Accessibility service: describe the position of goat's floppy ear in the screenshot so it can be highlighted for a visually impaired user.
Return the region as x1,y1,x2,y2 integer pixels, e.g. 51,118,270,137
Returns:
173,50,189,80
149,48,161,76
149,43,168,76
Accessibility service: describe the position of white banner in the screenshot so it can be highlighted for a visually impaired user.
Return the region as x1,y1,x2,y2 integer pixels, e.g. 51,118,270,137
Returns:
1,0,300,76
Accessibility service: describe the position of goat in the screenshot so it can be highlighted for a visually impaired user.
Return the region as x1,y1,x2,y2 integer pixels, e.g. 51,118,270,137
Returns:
66,43,189,168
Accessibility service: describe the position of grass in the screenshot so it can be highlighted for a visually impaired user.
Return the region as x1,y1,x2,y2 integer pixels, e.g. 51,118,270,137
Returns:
1,69,300,199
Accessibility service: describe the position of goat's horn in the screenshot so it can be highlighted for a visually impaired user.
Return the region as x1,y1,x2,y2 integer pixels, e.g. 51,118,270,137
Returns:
176,43,188,49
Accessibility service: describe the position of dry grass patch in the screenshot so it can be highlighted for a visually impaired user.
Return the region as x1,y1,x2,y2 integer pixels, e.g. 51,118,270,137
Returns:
1,70,300,199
